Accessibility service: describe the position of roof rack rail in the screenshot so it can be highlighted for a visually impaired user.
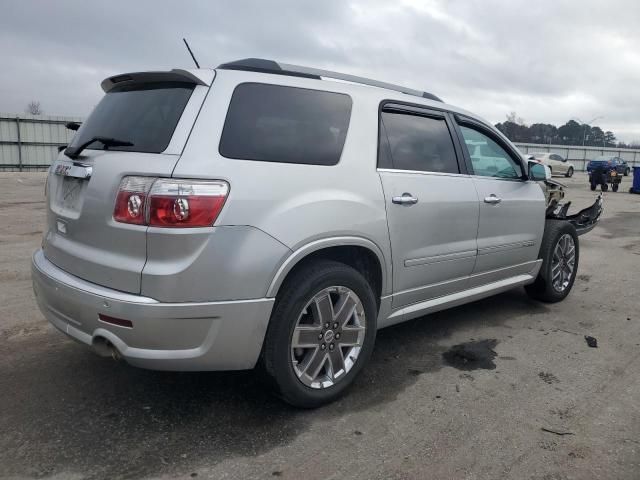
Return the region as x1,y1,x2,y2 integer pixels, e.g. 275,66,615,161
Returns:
217,58,443,102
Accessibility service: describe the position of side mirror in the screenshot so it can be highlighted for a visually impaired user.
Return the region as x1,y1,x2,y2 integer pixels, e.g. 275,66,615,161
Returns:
529,161,551,181
65,121,81,131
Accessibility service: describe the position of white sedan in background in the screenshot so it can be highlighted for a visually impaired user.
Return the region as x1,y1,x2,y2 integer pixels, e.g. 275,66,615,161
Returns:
530,152,575,177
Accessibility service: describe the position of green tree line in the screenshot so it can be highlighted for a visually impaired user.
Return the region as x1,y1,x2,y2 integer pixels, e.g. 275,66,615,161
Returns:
495,112,638,148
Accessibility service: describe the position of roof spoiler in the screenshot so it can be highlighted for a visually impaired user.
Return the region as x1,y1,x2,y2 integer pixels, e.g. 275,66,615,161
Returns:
100,69,209,93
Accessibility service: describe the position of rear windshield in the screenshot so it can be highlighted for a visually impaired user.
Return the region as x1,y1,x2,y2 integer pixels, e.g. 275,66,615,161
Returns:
219,83,352,166
68,82,194,154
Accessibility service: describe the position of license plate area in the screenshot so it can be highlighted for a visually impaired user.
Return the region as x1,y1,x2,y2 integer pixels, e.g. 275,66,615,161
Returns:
52,176,87,217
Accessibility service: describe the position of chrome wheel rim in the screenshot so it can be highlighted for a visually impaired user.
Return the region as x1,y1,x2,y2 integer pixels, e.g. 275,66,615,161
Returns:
290,286,366,389
551,234,576,292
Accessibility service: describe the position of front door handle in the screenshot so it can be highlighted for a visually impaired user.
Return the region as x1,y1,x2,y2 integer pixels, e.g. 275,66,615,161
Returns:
392,193,419,205
484,194,502,204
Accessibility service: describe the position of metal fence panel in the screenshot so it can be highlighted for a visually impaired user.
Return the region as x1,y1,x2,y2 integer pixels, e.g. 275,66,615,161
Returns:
0,112,83,170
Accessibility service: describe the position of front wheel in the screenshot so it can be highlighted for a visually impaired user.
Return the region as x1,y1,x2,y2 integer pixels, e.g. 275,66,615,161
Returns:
525,220,579,303
565,167,574,178
262,260,377,408
602,183,609,192
612,183,619,192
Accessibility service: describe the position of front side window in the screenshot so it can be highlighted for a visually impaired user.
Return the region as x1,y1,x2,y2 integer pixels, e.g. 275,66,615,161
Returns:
459,125,523,179
380,111,459,173
219,83,352,166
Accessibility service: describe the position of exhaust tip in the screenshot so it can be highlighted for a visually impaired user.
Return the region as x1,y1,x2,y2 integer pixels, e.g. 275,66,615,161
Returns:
93,337,121,361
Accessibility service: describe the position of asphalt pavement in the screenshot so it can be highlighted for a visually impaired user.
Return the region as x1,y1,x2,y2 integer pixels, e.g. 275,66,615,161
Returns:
1,171,639,480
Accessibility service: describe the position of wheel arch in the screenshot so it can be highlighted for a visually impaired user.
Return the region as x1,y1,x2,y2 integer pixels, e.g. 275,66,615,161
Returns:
266,237,389,303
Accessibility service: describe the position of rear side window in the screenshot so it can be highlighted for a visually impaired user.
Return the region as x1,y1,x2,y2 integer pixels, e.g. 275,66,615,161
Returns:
68,82,194,154
219,83,352,166
380,111,459,173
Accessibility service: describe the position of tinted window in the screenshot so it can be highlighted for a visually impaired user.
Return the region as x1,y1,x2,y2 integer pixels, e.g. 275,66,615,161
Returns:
68,82,194,154
459,125,523,179
380,111,459,173
219,83,352,166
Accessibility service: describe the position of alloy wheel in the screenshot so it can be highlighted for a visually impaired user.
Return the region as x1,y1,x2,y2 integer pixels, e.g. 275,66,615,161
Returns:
551,234,576,292
290,286,366,389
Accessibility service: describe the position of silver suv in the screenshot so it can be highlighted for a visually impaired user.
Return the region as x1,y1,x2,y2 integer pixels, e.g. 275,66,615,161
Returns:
32,59,585,407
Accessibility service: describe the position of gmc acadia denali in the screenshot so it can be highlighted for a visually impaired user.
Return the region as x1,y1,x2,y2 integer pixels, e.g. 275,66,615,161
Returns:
32,59,601,407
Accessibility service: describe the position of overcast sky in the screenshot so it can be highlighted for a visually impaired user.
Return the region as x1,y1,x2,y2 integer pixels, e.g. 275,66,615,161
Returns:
2,0,639,142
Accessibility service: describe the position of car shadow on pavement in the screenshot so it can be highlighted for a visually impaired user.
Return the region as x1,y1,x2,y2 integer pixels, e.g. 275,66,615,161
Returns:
0,289,548,479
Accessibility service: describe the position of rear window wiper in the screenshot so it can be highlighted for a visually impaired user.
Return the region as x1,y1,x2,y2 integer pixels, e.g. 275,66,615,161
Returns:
65,136,134,159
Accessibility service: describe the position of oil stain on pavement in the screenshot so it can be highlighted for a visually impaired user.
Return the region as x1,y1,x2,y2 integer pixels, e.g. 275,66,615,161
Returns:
441,339,498,370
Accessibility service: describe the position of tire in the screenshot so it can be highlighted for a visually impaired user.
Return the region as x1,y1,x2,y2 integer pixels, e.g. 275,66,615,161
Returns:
590,183,596,191
612,183,619,192
624,168,630,176
525,220,579,303
602,183,609,192
262,259,377,408
565,167,574,178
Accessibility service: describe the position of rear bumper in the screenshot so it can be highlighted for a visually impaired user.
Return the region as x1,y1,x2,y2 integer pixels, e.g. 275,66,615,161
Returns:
31,249,274,371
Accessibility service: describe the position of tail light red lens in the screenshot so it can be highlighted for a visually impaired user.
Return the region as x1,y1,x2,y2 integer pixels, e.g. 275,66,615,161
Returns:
148,180,229,227
113,176,155,225
113,177,229,228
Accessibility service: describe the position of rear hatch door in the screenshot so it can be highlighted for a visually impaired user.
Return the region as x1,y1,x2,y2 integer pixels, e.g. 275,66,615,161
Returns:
43,70,212,293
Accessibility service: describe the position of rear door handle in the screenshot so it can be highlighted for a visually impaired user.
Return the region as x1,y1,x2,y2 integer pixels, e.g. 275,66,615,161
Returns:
392,193,418,205
484,194,502,204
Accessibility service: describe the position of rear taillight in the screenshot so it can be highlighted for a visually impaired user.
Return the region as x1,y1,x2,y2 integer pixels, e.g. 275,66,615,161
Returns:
113,177,229,228
148,179,229,227
113,176,156,225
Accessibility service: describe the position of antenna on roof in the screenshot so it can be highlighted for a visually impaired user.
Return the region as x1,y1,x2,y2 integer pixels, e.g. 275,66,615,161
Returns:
182,38,200,69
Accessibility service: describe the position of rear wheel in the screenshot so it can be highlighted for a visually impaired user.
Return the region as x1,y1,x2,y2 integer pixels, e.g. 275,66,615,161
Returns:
565,167,574,178
624,167,630,176
262,260,377,408
612,183,619,192
602,183,609,192
526,220,579,303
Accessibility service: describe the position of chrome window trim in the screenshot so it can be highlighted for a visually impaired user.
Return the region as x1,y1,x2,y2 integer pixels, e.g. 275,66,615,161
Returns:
467,174,527,183
377,168,470,178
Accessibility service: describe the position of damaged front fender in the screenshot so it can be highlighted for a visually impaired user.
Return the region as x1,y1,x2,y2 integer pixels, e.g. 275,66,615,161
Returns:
547,194,604,236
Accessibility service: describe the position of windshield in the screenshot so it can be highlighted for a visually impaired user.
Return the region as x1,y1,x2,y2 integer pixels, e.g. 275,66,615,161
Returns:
68,82,194,154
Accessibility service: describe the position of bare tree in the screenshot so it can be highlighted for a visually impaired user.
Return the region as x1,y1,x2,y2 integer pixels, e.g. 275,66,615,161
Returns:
506,111,525,126
26,101,43,115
